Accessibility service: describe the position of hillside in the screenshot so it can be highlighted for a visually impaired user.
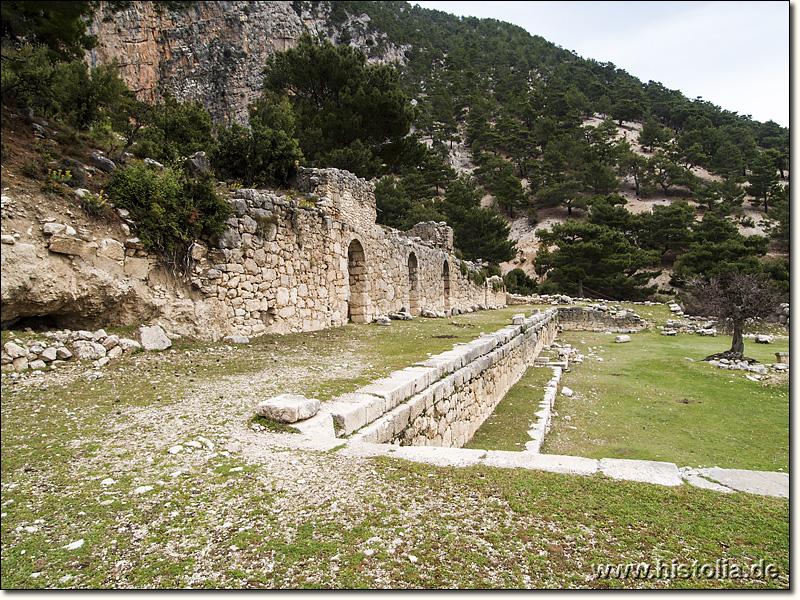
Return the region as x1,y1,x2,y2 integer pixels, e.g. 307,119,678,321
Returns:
0,0,790,308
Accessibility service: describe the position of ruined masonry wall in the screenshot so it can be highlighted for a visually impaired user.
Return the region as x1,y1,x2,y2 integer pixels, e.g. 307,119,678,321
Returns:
342,309,558,448
556,306,647,333
188,167,505,336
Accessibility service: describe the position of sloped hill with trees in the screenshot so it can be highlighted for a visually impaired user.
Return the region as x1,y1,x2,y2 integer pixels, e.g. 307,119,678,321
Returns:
0,0,789,303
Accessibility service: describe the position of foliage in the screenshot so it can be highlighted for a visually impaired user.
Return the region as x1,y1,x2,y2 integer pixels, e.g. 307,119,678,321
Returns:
0,45,129,130
131,94,216,164
534,220,660,300
211,93,303,187
80,189,110,217
106,163,232,271
1,1,97,60
263,33,417,179
671,212,769,284
503,268,537,295
684,273,785,357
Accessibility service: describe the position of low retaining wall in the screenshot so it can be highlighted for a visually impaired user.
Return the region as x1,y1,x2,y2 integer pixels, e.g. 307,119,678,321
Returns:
556,306,647,333
324,309,558,448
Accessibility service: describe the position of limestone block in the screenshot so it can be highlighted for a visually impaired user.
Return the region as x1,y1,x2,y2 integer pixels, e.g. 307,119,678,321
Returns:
3,342,26,359
48,235,97,257
39,347,58,362
98,238,125,262
138,325,172,351
102,335,120,350
124,257,150,280
71,340,107,360
256,394,320,423
615,335,631,343
42,222,67,236
56,346,73,360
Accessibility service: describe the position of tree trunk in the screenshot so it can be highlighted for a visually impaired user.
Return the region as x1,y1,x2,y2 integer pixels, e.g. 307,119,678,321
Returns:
730,326,744,356
577,279,584,298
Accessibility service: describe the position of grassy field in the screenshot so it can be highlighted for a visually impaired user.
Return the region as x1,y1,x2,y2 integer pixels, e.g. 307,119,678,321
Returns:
0,305,790,588
468,303,789,472
542,329,789,471
465,365,555,452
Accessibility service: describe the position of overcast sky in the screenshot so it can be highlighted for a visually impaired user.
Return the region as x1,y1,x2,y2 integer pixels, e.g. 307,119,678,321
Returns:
412,1,790,127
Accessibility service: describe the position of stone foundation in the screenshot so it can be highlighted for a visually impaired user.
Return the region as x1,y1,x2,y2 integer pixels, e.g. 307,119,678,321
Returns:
556,305,647,333
326,309,558,448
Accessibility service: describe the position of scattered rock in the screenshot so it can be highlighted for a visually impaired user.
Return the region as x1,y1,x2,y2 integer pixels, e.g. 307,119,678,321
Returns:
224,442,243,454
63,539,85,550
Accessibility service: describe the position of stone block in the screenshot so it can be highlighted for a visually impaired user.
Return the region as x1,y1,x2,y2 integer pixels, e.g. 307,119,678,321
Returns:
138,325,172,351
358,367,436,409
256,394,320,423
48,235,96,257
71,340,107,360
98,238,125,261
599,458,683,486
124,257,150,280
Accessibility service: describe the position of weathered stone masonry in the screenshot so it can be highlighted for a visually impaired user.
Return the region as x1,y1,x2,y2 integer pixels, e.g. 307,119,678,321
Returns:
188,167,505,335
316,309,558,448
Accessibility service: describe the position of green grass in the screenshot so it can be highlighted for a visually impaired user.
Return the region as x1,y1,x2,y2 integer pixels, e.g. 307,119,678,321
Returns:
542,329,789,471
0,305,789,588
465,365,555,451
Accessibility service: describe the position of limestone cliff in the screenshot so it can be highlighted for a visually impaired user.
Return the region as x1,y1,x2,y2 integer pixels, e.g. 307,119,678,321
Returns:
86,1,409,124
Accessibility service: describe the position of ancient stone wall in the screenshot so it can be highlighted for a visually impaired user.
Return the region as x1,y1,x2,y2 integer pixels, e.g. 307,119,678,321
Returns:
335,309,558,447
556,305,647,333
188,167,505,335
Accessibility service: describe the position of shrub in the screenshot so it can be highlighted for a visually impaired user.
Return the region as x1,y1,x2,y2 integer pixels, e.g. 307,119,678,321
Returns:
504,268,538,295
81,190,110,217
106,164,232,272
21,158,43,179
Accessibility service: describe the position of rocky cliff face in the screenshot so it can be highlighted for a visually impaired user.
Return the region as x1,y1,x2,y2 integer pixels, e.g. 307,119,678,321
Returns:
86,1,409,124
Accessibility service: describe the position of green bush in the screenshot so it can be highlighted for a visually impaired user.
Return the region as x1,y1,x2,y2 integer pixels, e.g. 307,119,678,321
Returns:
211,94,303,187
106,164,232,271
1,45,128,131
504,268,538,295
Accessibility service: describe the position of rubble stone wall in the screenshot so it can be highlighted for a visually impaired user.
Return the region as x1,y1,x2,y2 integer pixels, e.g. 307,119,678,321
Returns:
556,306,647,333
188,167,505,335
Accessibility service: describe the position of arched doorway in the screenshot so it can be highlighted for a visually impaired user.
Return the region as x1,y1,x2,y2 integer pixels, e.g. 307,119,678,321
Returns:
442,261,451,311
408,253,420,316
348,239,369,322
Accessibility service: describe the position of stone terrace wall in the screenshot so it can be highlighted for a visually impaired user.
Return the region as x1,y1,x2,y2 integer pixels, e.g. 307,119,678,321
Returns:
335,309,558,448
556,306,647,333
188,167,504,335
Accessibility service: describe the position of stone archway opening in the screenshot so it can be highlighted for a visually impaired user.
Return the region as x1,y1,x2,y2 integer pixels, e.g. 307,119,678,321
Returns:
347,239,369,323
408,253,420,316
442,261,451,311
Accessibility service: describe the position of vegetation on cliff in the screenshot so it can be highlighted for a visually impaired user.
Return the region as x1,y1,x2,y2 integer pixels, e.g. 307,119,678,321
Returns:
0,0,789,301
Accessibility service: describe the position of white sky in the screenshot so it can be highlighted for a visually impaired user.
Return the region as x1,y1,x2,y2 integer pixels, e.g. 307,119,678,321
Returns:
412,1,790,127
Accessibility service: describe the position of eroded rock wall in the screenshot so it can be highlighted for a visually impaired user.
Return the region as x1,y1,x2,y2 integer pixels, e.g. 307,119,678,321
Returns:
86,1,411,124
